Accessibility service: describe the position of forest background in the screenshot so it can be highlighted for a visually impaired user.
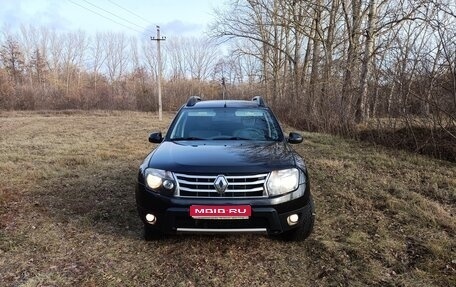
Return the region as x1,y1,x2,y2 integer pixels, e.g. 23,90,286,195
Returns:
1,0,455,160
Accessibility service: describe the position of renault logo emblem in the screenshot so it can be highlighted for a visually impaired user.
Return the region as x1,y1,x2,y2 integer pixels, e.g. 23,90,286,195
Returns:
214,175,228,195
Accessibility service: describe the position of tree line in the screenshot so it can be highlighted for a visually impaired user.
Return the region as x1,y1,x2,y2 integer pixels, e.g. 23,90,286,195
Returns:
0,0,455,140
210,0,455,134
0,26,230,112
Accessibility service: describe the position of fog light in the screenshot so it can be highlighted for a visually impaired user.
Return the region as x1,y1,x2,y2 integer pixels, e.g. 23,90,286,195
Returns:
287,214,299,226
145,214,157,224
163,179,174,190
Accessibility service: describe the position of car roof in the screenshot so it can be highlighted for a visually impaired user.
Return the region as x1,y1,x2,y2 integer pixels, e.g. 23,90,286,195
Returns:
185,100,265,109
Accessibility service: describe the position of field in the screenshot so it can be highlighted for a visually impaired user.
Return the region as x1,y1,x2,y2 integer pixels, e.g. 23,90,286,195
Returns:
0,111,455,286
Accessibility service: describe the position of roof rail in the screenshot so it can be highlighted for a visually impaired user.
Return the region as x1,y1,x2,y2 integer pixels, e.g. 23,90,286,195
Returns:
186,96,201,107
252,96,266,107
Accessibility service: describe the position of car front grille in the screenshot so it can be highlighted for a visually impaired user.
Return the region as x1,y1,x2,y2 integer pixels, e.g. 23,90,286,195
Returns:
174,173,268,198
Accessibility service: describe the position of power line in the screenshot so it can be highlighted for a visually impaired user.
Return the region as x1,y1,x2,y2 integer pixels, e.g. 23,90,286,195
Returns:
67,0,142,33
106,0,151,25
66,0,147,34
79,0,152,33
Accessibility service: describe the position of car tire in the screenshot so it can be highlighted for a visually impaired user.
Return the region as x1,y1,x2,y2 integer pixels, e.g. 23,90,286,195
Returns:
277,196,315,242
143,224,163,241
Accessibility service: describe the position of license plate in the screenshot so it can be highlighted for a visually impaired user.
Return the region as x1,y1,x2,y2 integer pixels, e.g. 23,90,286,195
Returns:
190,205,251,219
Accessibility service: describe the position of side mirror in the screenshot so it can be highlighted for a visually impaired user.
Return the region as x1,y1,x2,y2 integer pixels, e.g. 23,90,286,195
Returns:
148,132,163,143
288,132,303,144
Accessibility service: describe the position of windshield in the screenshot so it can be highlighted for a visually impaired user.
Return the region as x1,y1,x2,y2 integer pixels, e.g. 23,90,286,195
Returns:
168,107,283,141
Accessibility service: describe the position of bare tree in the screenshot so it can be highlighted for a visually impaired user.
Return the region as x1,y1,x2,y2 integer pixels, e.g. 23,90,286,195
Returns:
89,32,107,93
104,32,128,83
184,37,219,81
166,37,186,80
356,0,379,123
29,48,47,87
0,36,25,85
142,39,159,79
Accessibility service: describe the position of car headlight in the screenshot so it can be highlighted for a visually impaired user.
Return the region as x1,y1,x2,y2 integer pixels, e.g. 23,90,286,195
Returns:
266,168,299,196
144,168,175,193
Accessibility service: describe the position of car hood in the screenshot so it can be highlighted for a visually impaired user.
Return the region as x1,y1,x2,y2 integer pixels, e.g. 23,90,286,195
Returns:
147,140,297,174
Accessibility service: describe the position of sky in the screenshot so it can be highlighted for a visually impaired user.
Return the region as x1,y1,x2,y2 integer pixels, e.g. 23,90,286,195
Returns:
1,0,221,38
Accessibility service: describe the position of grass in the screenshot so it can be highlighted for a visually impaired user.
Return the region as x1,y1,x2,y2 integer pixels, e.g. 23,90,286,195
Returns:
357,116,456,162
0,110,455,286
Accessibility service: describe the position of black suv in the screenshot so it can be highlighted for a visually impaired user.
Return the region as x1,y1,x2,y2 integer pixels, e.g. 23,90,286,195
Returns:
136,96,315,241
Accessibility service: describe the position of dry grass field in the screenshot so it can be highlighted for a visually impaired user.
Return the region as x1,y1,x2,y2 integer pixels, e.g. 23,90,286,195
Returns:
0,111,455,286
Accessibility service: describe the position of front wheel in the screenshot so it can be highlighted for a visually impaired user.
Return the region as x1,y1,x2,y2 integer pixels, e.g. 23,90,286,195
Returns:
277,196,315,242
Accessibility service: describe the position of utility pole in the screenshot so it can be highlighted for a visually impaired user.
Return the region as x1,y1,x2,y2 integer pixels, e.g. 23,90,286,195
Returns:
151,26,166,121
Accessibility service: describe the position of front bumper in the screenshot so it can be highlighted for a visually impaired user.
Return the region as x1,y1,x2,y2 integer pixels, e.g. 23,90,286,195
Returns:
135,182,312,235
